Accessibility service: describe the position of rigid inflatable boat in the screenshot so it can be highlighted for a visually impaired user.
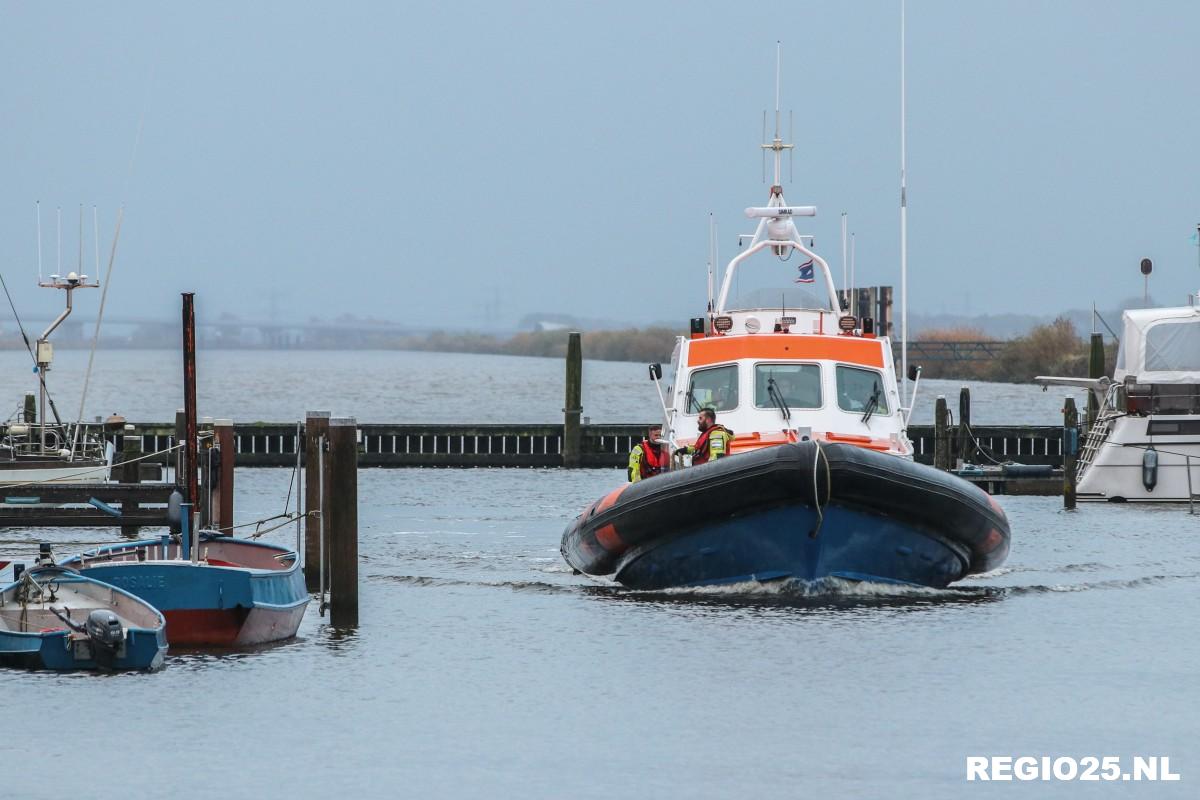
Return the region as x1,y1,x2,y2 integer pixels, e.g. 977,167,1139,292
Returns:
561,51,1012,591
562,441,1010,590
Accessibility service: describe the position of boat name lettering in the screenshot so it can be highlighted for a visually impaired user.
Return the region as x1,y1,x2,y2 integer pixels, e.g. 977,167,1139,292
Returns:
107,574,168,590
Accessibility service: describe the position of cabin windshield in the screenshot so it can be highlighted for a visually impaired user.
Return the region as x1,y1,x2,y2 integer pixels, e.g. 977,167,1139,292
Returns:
725,253,834,313
836,366,889,414
755,364,822,408
686,364,738,413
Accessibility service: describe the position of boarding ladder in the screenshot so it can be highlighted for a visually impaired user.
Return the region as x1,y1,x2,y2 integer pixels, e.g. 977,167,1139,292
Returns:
1076,395,1119,481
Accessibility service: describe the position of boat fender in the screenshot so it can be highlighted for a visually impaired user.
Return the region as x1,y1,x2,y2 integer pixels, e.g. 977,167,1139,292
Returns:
167,488,183,535
1142,446,1158,492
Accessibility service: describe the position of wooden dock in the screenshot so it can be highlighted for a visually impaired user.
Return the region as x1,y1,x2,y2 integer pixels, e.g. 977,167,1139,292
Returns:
120,421,1068,469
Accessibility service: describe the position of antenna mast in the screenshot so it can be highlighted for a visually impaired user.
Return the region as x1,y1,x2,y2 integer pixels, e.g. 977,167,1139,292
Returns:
841,212,848,294
900,0,909,406
761,41,794,192
707,214,716,323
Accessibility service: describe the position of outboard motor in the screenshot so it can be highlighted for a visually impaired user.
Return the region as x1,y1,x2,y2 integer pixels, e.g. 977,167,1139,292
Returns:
1142,446,1158,492
85,609,124,670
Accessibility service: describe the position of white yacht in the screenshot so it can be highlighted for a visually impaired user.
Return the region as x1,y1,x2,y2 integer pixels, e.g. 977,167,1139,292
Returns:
1040,302,1200,502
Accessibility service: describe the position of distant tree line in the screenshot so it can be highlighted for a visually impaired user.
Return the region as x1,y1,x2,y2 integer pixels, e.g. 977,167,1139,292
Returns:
916,317,1115,382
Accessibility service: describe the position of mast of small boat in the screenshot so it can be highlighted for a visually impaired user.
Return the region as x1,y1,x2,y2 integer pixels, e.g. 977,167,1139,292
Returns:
34,203,98,455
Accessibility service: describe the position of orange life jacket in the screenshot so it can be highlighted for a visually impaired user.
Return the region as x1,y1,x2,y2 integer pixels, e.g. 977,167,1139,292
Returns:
639,440,665,478
692,424,733,465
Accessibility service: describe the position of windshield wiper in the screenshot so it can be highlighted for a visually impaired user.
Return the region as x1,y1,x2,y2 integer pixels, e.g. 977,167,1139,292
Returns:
685,388,701,413
860,384,882,424
767,378,792,425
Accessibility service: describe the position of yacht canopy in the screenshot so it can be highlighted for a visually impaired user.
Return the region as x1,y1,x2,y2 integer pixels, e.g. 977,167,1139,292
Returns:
1114,306,1200,384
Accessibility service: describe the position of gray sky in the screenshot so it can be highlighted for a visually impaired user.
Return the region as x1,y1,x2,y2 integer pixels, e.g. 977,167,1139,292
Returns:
2,1,1198,330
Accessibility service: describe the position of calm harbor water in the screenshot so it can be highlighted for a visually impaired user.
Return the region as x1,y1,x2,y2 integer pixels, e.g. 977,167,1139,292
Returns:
2,347,1074,425
2,350,1196,797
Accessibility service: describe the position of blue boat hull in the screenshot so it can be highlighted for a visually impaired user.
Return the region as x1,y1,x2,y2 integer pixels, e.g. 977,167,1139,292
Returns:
562,441,1010,591
62,537,309,647
0,626,167,672
1,567,167,671
614,503,965,590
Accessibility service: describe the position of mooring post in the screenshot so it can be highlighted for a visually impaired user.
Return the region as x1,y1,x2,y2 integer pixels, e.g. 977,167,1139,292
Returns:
120,426,142,538
1063,397,1078,509
213,419,235,533
1087,332,1105,429
957,386,972,467
23,393,36,424
327,416,358,627
303,411,331,591
198,418,214,530
563,332,583,468
181,293,200,558
934,395,950,471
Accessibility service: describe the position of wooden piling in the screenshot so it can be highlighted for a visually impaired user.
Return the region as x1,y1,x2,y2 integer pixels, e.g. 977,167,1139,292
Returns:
1063,397,1078,509
327,416,358,627
23,393,36,424
934,395,950,471
181,293,199,548
957,386,972,466
213,419,235,533
120,427,142,538
1087,332,1105,428
303,411,331,591
563,332,582,468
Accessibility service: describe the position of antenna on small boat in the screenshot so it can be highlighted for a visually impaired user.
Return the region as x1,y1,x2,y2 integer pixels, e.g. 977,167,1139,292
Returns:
92,206,101,282
899,0,910,407
36,202,43,282
56,206,62,278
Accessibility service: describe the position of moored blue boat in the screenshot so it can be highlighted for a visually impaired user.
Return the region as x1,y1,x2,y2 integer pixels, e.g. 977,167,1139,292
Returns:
61,533,308,647
0,562,167,671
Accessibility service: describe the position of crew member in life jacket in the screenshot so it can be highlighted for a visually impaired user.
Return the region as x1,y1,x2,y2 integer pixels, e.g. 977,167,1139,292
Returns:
676,408,734,465
627,425,666,482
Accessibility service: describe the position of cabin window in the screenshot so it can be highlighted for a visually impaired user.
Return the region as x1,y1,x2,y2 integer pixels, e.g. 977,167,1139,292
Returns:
686,365,739,413
835,366,889,415
755,364,822,409
1145,319,1200,372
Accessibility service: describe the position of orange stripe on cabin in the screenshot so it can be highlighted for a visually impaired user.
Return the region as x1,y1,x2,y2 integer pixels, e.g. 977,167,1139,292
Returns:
686,334,884,368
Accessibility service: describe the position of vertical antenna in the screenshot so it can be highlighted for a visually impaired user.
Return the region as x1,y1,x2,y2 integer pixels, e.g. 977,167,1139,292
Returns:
707,214,715,316
92,206,101,283
761,111,767,183
77,204,83,274
56,206,62,276
851,232,857,312
841,212,848,293
900,0,909,406
36,202,43,281
789,110,794,183
774,41,782,185
760,42,794,191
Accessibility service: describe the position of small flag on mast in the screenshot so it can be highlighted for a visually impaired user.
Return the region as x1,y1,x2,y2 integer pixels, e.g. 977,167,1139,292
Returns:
795,258,815,283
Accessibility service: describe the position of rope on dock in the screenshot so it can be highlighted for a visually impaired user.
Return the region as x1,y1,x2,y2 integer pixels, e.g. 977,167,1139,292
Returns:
231,510,318,540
